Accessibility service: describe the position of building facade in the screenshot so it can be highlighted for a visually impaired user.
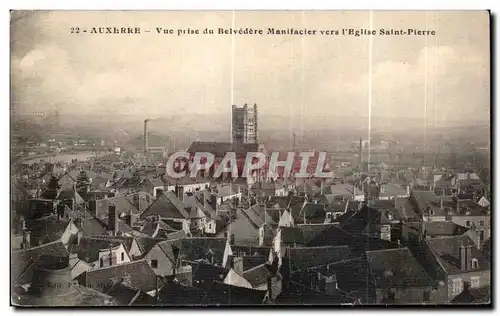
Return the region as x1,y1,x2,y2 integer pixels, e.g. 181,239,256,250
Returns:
232,104,258,144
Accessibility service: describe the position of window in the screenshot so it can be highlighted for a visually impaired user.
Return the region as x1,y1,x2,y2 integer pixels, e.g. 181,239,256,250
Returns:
423,291,430,302
151,259,158,268
429,209,435,216
466,221,471,227
470,277,480,288
121,252,124,261
479,220,485,227
452,278,463,296
100,258,104,267
208,223,211,230
472,258,479,269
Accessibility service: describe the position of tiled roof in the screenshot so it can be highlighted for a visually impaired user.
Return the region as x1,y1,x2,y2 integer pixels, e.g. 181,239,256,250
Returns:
405,221,469,237
140,192,189,220
25,216,71,246
80,260,161,294
299,203,326,223
281,224,354,247
15,285,116,306
12,241,69,284
67,237,122,263
179,238,228,266
77,217,107,237
105,281,155,306
451,285,491,304
426,235,490,275
286,245,354,273
366,247,435,289
242,263,275,288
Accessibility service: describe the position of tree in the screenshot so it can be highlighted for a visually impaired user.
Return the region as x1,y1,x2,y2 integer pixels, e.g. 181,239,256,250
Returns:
42,175,60,199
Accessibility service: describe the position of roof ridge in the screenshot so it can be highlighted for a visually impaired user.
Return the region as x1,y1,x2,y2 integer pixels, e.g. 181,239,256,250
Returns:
89,259,148,272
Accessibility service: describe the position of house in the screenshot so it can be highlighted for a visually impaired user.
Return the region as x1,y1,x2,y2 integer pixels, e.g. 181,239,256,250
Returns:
77,260,163,297
281,245,355,278
178,237,231,267
140,191,191,234
143,240,182,277
216,206,263,246
276,224,354,252
409,191,447,222
104,279,157,306
451,172,484,195
249,181,287,197
364,247,444,304
89,195,140,222
447,200,490,248
451,284,490,304
92,235,145,259
400,221,470,244
12,241,70,289
67,235,132,269
415,235,491,301
377,183,410,200
22,215,80,248
126,191,155,214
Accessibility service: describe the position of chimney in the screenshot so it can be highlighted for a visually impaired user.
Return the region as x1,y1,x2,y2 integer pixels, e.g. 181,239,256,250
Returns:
175,185,184,201
233,256,243,275
77,230,83,245
210,193,217,211
459,242,467,270
230,233,235,246
125,211,132,227
473,191,477,203
108,204,118,233
89,199,97,217
456,199,460,213
380,184,385,194
440,197,444,210
466,244,473,270
22,230,31,249
267,277,273,301
406,185,410,195
144,119,149,156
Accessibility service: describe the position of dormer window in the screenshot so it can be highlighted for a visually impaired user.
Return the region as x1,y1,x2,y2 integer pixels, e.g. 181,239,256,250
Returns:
472,258,479,269
429,209,435,216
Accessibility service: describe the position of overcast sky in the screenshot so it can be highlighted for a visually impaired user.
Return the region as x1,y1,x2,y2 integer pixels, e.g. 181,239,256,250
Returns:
11,11,490,126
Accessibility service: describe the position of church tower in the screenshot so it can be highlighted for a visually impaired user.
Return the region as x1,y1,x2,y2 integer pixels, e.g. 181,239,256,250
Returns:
232,103,258,144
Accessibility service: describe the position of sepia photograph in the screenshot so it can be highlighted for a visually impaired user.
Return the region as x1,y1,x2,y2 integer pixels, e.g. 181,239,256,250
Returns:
10,10,491,307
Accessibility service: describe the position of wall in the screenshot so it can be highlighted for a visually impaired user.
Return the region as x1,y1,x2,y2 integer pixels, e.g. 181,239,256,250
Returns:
204,218,217,235
375,286,435,304
447,270,491,301
144,244,175,276
452,215,491,243
223,269,253,289
128,239,143,259
217,209,259,246
61,222,80,246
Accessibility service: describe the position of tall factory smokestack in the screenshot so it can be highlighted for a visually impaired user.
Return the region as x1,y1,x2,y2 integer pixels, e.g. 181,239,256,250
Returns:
144,119,150,156
359,138,363,171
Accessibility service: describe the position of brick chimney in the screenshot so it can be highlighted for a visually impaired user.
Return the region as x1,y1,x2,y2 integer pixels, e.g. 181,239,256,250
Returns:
22,230,31,249
459,242,467,270
89,199,97,217
210,193,217,212
175,184,184,201
108,204,118,233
